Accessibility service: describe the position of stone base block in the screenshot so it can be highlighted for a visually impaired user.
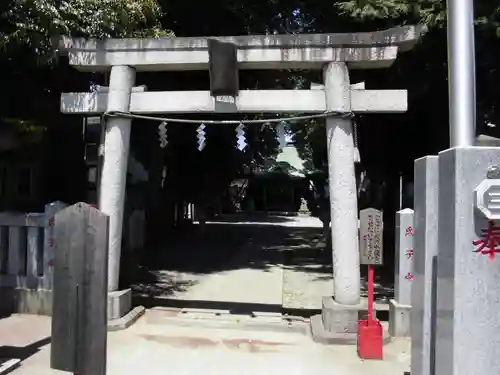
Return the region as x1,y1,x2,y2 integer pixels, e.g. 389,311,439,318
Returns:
321,296,371,334
108,289,132,321
310,314,392,345
310,314,358,344
389,299,411,337
0,287,134,324
310,296,380,345
0,288,52,315
0,287,141,331
108,305,145,331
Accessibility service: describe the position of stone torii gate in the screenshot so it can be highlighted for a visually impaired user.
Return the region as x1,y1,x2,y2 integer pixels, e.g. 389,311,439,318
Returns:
58,26,424,335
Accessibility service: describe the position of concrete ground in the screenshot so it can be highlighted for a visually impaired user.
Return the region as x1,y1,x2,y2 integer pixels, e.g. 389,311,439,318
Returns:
1,312,412,375
1,214,402,374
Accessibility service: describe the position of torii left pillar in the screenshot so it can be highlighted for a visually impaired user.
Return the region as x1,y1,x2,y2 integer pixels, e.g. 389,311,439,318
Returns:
310,62,364,344
98,65,136,320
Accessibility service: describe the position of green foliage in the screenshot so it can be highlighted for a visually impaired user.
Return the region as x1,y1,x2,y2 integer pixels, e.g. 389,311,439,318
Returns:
289,119,325,172
332,0,448,27
0,0,171,57
335,0,416,21
285,0,500,174
0,0,171,135
334,0,500,32
2,118,45,143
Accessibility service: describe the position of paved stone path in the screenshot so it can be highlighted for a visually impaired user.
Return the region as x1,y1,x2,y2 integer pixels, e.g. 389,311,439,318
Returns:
130,215,333,311
130,214,391,315
280,223,332,310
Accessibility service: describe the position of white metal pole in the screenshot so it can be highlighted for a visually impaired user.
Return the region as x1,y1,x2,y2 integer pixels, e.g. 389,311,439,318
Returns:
447,0,476,147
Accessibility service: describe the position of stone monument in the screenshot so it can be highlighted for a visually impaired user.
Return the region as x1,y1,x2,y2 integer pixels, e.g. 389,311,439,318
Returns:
389,208,414,337
435,148,500,375
411,156,439,375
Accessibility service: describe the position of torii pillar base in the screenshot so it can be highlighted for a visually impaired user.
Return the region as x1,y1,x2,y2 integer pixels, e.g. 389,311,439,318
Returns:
107,290,145,331
310,297,391,345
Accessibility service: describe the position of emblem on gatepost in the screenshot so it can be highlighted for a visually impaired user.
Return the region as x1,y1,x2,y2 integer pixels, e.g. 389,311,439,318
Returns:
473,179,500,220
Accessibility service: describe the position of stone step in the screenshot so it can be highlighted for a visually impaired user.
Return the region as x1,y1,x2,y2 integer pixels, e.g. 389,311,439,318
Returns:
143,307,309,335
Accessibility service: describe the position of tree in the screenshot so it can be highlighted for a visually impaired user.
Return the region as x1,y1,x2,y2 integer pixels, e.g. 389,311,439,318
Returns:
0,0,170,116
0,0,169,54
0,0,173,210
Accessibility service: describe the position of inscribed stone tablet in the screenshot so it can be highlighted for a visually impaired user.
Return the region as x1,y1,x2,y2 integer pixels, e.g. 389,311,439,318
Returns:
359,208,383,265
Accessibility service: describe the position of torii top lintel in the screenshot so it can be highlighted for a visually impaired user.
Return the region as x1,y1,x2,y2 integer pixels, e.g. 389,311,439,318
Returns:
59,25,425,72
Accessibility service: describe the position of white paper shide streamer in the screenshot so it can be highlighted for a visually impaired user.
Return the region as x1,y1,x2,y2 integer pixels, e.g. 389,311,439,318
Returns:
158,121,168,148
235,122,247,151
197,123,206,151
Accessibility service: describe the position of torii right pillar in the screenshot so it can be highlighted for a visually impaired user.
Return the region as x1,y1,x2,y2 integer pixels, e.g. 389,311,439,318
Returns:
324,62,361,307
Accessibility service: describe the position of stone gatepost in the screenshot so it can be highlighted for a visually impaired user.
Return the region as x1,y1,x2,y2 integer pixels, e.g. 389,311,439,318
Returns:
435,147,500,375
411,156,439,375
389,208,414,337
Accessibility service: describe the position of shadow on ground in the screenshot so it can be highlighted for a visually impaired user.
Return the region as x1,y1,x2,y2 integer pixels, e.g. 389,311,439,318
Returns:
135,298,283,314
203,213,298,224
360,277,394,303
359,262,395,303
133,297,322,318
0,337,50,363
